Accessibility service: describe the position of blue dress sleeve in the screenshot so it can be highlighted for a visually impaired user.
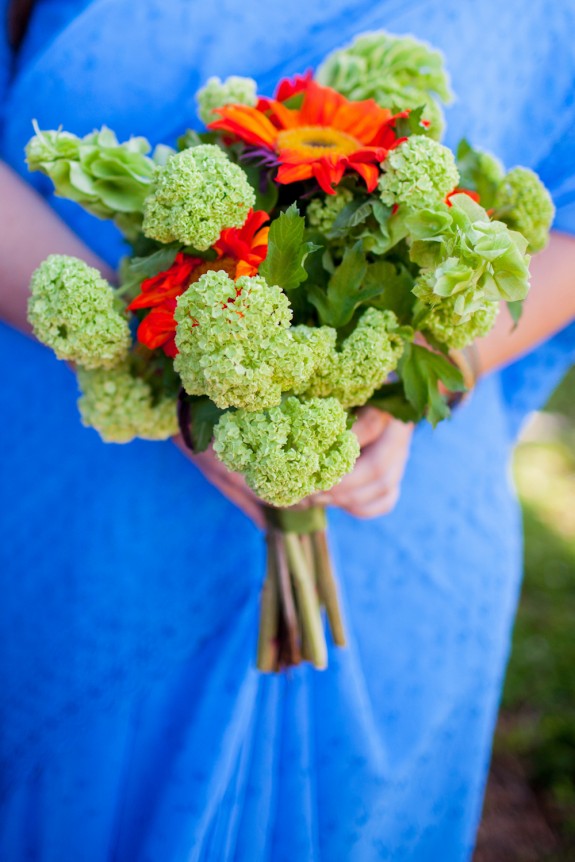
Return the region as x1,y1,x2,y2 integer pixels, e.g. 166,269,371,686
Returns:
499,83,575,437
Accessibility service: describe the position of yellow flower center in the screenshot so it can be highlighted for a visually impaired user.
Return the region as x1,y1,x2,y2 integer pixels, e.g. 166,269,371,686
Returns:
276,126,361,159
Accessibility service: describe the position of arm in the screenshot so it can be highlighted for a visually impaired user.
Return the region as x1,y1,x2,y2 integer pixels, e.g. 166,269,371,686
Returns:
475,231,575,375
0,161,115,333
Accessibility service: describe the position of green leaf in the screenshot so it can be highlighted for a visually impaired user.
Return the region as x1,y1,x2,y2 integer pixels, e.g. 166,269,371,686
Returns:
362,261,415,322
327,198,372,238
393,105,426,138
308,241,377,327
399,342,466,426
507,299,524,327
456,138,502,210
368,382,420,422
117,244,180,299
259,203,319,292
188,398,226,453
177,129,218,150
241,163,279,212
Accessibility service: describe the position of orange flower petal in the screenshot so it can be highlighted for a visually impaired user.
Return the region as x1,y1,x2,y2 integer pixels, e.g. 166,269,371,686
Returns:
209,104,278,148
137,303,177,351
276,161,314,185
349,161,381,193
299,80,346,126
312,156,347,195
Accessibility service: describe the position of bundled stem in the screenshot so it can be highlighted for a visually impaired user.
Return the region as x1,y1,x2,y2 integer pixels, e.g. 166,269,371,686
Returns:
257,505,347,672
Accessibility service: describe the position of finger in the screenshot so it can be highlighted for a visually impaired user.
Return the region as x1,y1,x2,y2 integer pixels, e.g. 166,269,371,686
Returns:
352,407,392,448
343,486,401,519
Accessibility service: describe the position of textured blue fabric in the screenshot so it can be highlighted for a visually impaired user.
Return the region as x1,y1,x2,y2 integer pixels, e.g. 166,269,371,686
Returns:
0,2,574,860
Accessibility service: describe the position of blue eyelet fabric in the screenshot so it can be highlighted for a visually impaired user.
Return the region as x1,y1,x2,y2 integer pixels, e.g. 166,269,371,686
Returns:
0,2,574,860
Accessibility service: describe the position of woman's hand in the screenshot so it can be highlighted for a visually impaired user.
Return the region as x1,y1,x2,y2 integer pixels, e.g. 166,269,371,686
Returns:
174,406,414,527
312,407,414,519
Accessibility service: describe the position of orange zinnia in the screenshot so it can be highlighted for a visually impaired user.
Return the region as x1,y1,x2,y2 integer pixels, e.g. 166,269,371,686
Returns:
209,78,407,195
127,211,270,356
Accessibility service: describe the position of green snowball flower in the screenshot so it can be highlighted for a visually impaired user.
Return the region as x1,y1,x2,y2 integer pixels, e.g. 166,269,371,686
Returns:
142,145,255,249
77,361,178,443
197,75,258,125
317,31,453,140
25,125,155,240
408,193,530,318
423,297,499,349
28,255,131,369
174,270,321,411
213,395,360,507
379,136,460,210
303,308,404,408
494,167,555,253
306,188,354,234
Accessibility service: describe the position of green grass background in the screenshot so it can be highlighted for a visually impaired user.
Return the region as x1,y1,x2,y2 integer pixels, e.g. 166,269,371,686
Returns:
499,366,575,839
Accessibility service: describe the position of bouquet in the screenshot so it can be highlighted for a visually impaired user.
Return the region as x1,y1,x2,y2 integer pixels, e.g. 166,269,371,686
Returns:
25,31,554,672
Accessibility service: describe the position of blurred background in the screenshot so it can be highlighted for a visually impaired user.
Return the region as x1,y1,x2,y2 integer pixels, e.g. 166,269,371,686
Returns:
474,368,575,862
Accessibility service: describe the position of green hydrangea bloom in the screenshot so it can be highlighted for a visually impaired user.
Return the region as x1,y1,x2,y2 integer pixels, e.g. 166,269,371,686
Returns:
408,193,530,318
303,308,404,408
142,145,255,249
494,167,555,253
174,271,321,411
379,136,459,210
25,125,155,240
213,395,360,507
317,31,453,140
28,255,131,369
423,297,499,349
197,75,258,125
306,188,354,234
77,362,178,443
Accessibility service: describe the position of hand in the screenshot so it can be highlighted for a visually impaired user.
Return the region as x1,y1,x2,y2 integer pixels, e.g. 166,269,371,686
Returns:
312,407,414,519
172,435,266,529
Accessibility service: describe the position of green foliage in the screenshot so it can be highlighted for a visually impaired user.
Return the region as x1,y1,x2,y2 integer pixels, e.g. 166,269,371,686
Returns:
213,395,360,507
182,396,226,453
456,138,504,209
196,75,257,125
142,145,255,249
392,105,427,139
309,242,374,327
28,255,131,369
409,193,530,318
241,163,279,212
399,342,465,425
362,260,415,322
494,166,555,253
259,204,319,292
379,135,460,210
174,270,322,411
25,123,156,240
117,244,180,301
77,360,179,442
367,381,420,422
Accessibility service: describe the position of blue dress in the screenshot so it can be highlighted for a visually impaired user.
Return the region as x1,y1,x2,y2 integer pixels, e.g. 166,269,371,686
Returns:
1,2,574,859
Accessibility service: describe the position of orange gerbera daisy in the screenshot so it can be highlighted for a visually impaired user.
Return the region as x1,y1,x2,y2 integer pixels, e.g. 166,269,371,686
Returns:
127,211,270,356
213,209,270,278
209,78,407,195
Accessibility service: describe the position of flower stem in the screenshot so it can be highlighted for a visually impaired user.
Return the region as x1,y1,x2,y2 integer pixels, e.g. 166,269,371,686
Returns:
284,532,328,670
311,530,347,647
272,529,302,667
256,534,280,672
